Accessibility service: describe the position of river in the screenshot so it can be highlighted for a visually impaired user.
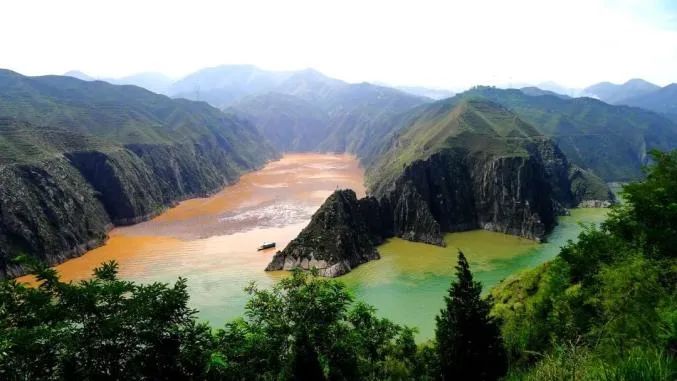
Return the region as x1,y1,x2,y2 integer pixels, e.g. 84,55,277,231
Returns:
18,153,608,340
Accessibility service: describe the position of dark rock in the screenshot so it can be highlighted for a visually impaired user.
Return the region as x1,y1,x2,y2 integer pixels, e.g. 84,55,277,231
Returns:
268,138,615,277
266,190,380,277
0,160,111,278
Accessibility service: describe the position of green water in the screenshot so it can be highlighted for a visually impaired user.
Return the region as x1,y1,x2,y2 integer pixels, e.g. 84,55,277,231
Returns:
341,208,609,340
111,207,607,341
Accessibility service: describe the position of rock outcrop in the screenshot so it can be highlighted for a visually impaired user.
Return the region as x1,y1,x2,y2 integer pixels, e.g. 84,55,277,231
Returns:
0,159,112,278
267,100,615,277
568,166,616,207
266,190,381,277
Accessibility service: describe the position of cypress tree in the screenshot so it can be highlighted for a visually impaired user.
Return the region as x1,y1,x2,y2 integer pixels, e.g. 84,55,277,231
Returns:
290,334,326,381
435,251,507,381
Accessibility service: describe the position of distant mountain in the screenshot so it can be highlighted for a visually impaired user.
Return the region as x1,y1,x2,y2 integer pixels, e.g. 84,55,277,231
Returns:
64,70,95,81
0,69,276,278
583,79,660,104
520,87,570,99
621,83,677,119
274,68,346,101
63,71,173,94
395,86,454,100
535,81,579,97
455,86,677,181
229,73,429,154
107,72,173,94
231,92,330,151
168,65,292,108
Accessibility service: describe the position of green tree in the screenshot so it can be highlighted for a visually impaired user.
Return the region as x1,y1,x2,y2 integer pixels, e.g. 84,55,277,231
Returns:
213,269,421,380
435,251,507,381
0,259,214,380
606,149,677,259
490,150,677,380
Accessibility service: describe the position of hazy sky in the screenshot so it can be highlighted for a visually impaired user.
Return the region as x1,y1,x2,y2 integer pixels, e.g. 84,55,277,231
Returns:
2,0,676,90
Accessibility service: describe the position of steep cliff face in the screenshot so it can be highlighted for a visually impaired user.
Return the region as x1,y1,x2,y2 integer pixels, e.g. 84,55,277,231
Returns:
266,190,381,277
0,159,111,278
378,146,558,243
0,71,278,278
268,100,614,276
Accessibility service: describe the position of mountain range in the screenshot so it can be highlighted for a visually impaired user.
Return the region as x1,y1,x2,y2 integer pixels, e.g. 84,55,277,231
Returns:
66,66,677,122
63,66,677,180
4,65,677,278
580,79,677,119
0,69,276,278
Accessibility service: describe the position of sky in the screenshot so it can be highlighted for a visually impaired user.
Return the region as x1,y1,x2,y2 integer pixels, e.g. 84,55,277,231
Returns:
2,0,676,90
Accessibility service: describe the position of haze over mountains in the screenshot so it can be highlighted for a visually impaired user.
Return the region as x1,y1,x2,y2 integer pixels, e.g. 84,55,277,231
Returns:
65,65,677,121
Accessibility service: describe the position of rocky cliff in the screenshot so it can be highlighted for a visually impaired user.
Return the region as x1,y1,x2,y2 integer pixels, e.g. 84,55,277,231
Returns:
268,100,614,276
0,70,277,278
266,190,381,277
0,158,112,278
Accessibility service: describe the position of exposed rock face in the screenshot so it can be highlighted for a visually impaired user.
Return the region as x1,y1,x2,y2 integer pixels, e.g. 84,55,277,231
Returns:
0,159,111,278
66,138,254,226
378,145,558,242
268,139,614,277
266,190,381,277
0,128,276,279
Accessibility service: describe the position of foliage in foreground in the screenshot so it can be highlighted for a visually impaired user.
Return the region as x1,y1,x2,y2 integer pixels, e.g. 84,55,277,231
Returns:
0,261,213,380
0,263,424,380
435,252,506,380
492,149,677,380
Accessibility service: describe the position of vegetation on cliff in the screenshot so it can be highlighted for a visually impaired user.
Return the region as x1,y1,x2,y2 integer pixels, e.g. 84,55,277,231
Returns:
0,70,277,277
458,86,677,181
491,149,676,379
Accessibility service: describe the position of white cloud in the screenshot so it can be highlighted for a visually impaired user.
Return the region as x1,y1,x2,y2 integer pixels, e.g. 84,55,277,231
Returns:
1,0,676,89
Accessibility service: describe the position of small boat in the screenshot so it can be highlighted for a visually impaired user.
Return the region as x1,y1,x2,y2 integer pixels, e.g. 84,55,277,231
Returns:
258,242,276,251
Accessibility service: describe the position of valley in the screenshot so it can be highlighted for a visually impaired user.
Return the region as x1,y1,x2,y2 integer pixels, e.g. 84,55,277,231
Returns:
17,152,608,342
2,2,676,378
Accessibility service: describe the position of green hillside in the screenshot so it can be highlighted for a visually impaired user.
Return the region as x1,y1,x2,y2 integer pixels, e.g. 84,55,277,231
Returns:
229,71,429,154
455,86,677,180
366,100,541,193
0,119,115,165
0,70,277,278
622,83,677,119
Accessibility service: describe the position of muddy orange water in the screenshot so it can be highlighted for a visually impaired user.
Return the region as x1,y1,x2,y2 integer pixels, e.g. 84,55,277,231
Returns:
18,153,365,318
17,153,608,341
